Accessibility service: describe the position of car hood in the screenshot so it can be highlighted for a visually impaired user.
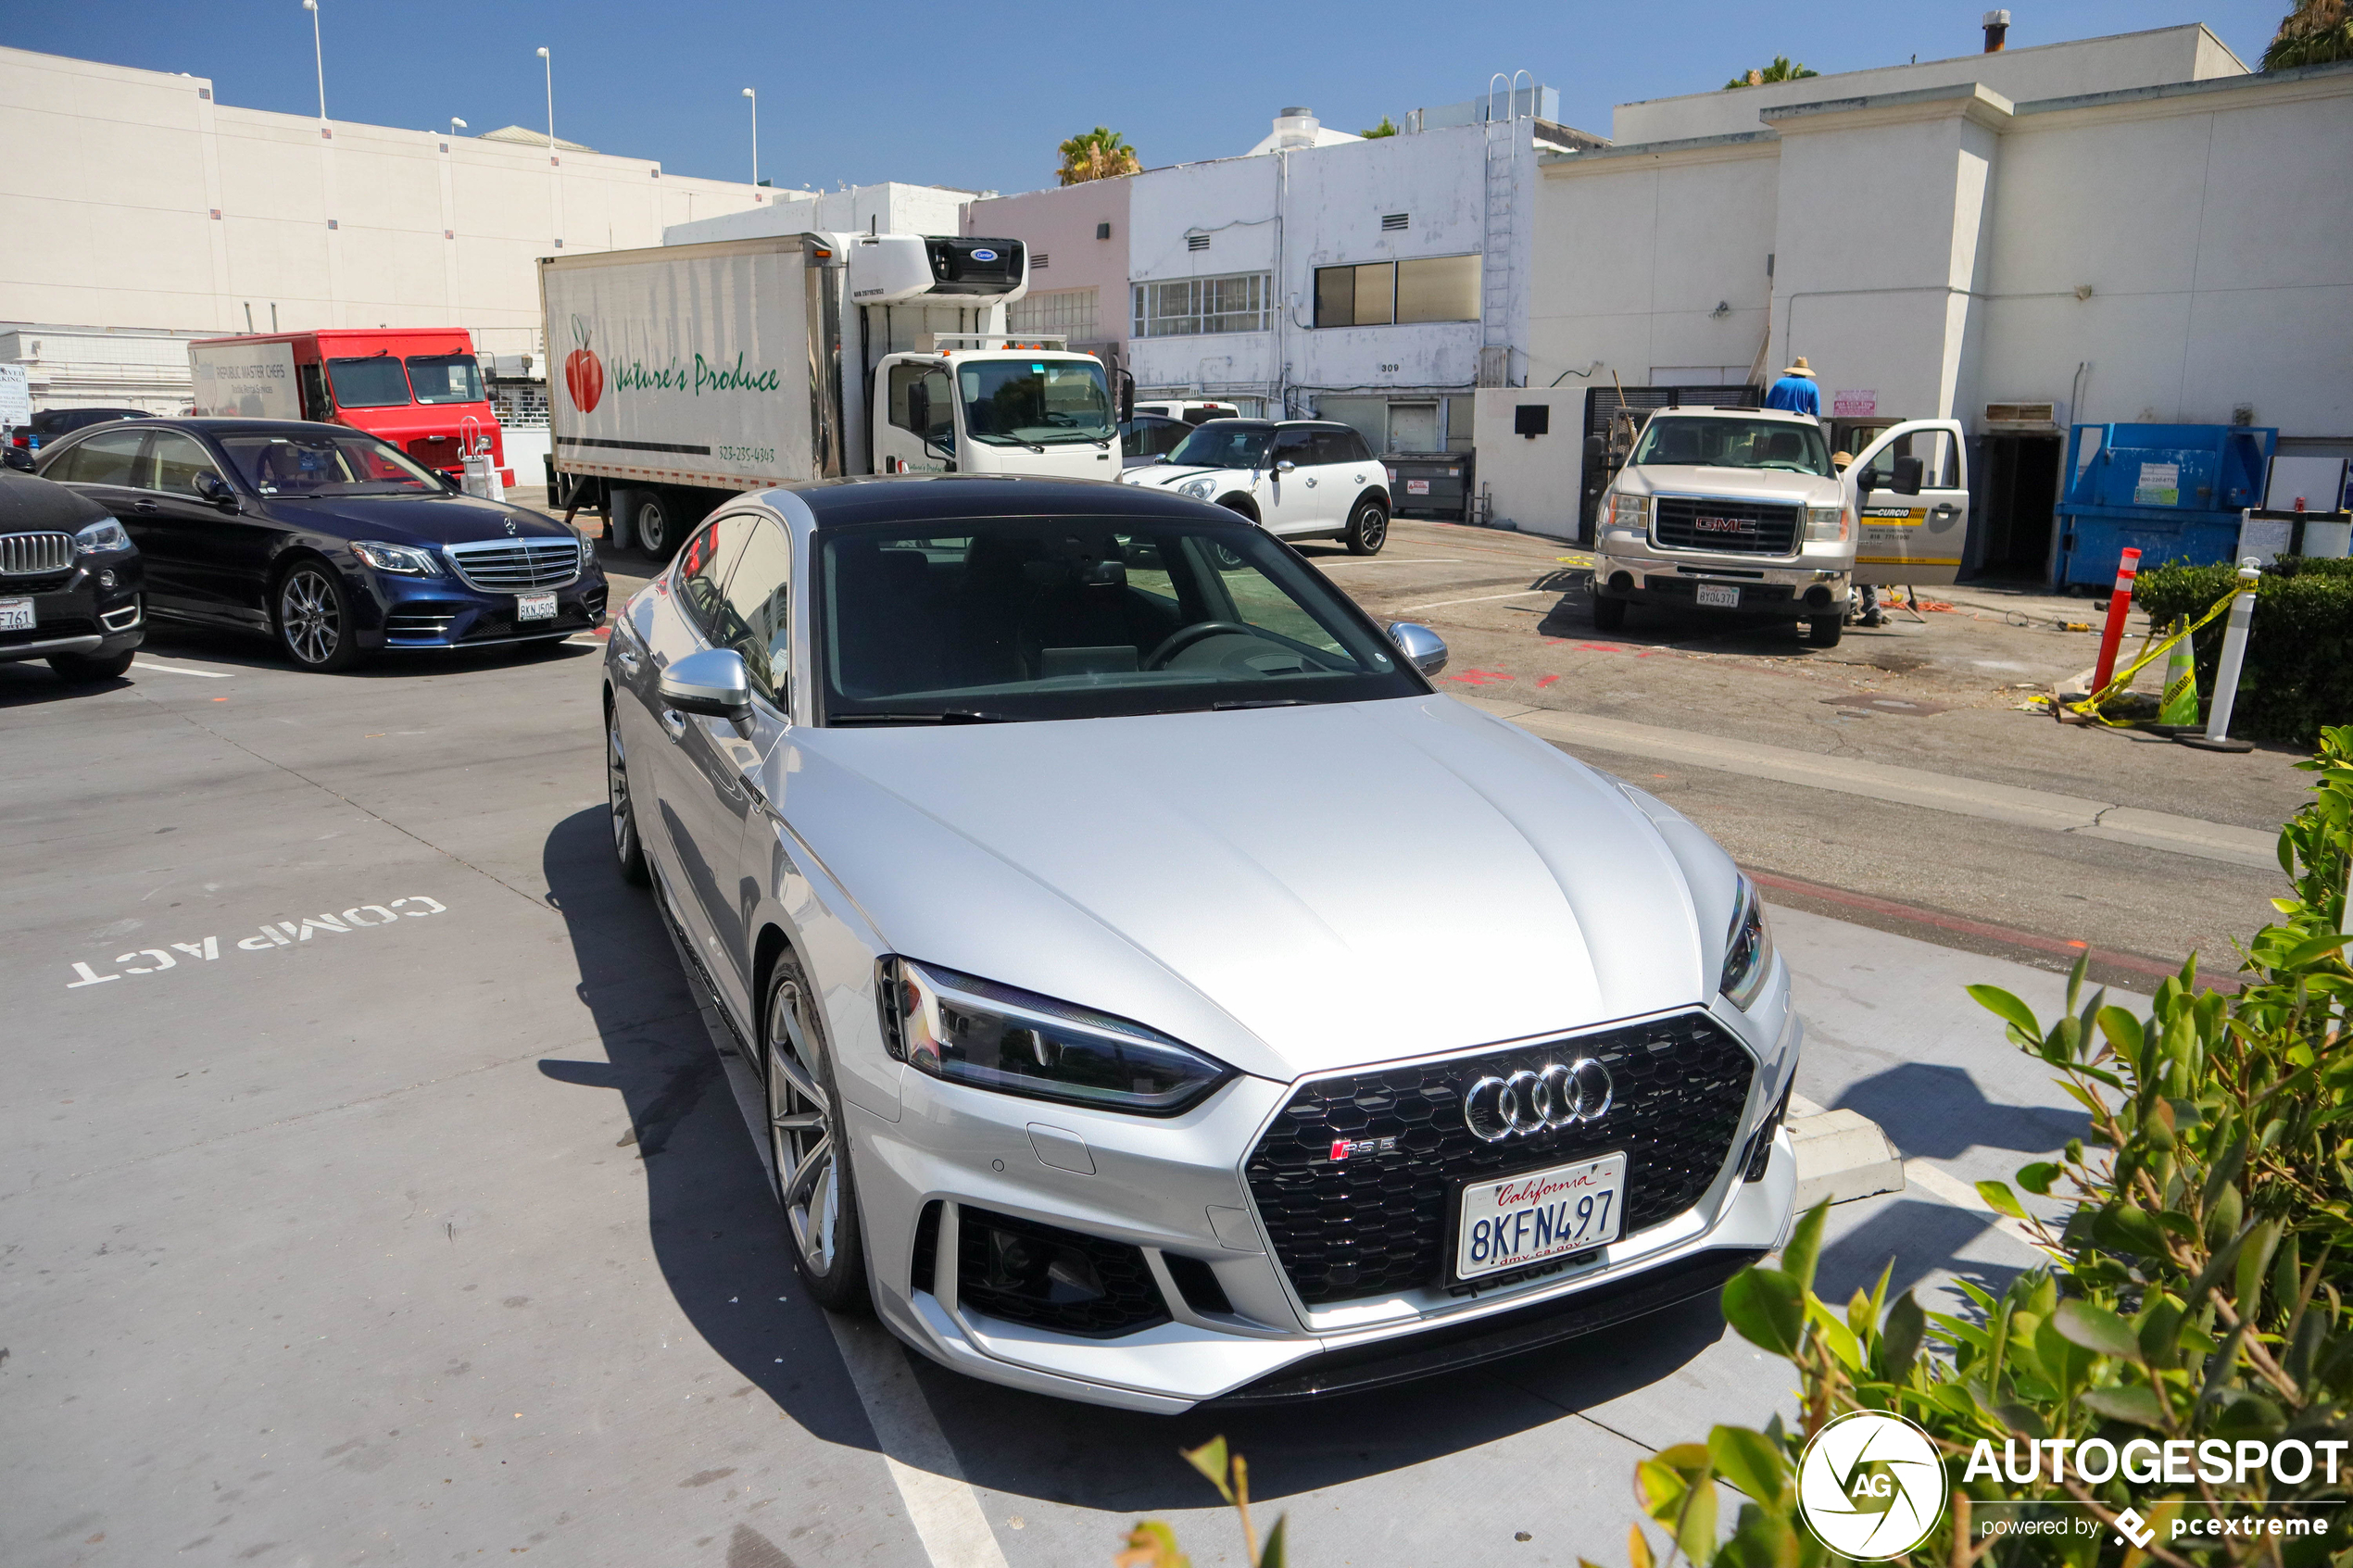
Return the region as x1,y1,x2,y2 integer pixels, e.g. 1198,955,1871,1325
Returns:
776,696,1740,1084
1122,465,1244,490
1619,464,1843,504
269,491,585,548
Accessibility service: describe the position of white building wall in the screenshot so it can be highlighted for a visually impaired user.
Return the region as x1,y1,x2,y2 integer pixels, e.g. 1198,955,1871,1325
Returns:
0,44,770,377
1125,156,1280,398
661,182,971,246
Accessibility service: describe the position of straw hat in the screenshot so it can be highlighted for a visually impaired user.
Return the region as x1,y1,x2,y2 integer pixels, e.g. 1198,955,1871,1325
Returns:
1781,356,1815,378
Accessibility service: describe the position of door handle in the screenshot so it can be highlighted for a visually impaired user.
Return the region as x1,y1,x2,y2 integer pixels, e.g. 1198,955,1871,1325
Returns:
661,710,687,743
615,646,640,677
1304,477,1317,487
1931,504,1960,519
132,497,159,513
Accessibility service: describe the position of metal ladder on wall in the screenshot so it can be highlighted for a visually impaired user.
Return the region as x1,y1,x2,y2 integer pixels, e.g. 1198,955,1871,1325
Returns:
1479,71,1530,389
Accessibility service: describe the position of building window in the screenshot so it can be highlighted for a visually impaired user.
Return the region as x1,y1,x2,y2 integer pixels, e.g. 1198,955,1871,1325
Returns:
1011,286,1099,343
1131,273,1271,338
1314,255,1480,328
1097,221,1113,240
1187,233,1210,252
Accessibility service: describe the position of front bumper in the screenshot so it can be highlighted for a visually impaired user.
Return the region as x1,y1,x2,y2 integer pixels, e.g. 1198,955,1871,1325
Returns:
1593,533,1849,616
0,556,145,664
852,974,1803,1412
350,565,609,650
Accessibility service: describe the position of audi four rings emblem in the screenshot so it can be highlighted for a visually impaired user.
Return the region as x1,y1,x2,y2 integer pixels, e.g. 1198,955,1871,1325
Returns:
1463,1060,1613,1141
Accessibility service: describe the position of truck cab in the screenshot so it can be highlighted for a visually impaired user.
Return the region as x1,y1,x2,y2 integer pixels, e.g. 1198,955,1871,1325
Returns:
1591,409,1963,646
189,329,508,487
872,335,1120,482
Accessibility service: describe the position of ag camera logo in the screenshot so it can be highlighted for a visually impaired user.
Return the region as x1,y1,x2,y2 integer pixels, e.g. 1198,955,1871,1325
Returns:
1796,1410,1948,1560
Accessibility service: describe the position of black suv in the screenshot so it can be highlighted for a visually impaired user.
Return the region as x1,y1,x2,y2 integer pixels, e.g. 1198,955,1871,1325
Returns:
0,468,145,682
10,407,152,458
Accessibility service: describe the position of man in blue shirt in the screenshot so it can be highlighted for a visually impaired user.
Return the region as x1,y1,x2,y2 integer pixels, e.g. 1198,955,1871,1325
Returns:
1765,357,1820,417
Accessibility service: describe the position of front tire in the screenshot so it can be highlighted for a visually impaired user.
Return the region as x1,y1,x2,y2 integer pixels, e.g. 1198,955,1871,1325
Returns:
1344,498,1389,556
606,701,649,886
765,955,870,1312
1806,614,1843,647
48,648,135,683
275,560,360,671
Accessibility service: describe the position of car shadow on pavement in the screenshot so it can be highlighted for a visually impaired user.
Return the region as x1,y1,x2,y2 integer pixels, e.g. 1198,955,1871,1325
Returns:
0,661,132,705
1833,1060,2089,1162
532,807,1744,1512
534,806,880,1453
1815,1198,2028,1311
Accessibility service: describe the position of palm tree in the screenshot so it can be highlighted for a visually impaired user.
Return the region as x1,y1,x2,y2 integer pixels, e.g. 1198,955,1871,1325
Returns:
1724,56,1819,89
2264,0,2353,68
1056,127,1142,187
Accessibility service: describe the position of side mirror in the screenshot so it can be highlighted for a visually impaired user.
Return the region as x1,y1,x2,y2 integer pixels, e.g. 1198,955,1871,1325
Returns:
905,383,929,433
659,647,753,724
1889,455,1924,495
1274,458,1297,474
194,470,239,510
2,446,32,473
1582,434,1604,464
1387,621,1448,678
1116,368,1136,424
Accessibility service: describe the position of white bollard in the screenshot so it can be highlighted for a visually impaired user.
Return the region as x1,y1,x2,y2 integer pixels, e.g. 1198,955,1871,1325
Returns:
2178,557,2262,753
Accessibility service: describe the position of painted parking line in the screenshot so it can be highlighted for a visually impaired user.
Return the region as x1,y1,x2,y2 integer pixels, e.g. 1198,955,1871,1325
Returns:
132,658,237,678
1903,1158,2054,1255
1391,588,1560,612
1316,557,1467,566
826,1315,1016,1568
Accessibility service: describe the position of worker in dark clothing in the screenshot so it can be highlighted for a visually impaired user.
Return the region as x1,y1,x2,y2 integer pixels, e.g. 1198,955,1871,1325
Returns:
1764,357,1820,417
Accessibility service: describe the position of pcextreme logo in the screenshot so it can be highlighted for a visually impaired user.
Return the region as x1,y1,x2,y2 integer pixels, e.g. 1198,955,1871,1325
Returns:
1795,1410,1949,1560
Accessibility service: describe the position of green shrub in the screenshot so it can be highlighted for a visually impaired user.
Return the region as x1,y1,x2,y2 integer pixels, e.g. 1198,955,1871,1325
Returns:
1618,727,2353,1567
2134,561,2353,746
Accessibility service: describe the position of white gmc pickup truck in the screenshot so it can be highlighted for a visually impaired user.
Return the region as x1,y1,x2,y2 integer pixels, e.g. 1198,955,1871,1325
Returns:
1591,408,1967,646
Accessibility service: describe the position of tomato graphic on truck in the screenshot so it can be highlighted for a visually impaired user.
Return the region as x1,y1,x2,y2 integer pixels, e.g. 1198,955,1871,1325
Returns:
564,317,604,413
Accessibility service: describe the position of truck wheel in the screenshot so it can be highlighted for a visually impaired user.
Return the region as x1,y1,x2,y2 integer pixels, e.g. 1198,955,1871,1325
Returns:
1592,593,1628,631
633,492,679,560
1344,500,1389,556
1806,614,1843,648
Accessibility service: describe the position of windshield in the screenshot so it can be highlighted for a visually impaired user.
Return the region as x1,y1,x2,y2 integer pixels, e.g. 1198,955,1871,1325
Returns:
956,359,1114,446
818,517,1425,723
405,354,485,405
1629,416,1832,476
326,356,413,408
219,432,442,495
1169,421,1274,470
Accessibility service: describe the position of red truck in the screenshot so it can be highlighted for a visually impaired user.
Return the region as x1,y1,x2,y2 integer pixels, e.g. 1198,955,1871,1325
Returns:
187,328,511,487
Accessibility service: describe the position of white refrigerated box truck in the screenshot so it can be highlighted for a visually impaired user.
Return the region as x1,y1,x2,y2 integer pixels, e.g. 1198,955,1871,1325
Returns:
539,232,1127,555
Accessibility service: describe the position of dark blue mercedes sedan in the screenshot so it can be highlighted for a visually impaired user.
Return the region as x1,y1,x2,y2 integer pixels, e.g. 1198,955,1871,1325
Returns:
33,418,606,671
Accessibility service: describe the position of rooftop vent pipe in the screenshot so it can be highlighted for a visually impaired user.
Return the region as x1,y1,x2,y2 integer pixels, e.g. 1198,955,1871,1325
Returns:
1982,9,2010,52
1270,107,1320,149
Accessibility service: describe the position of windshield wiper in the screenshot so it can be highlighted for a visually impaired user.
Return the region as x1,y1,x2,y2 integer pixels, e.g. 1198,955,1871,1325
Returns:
968,433,1047,454
828,709,1017,726
1211,697,1309,709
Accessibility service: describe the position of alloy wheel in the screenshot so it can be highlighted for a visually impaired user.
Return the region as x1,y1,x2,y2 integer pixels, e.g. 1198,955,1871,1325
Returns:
1361,508,1388,550
767,979,839,1273
280,568,341,665
606,709,638,870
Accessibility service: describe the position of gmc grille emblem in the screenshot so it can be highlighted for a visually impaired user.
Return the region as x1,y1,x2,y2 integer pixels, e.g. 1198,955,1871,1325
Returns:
1463,1060,1614,1142
1692,516,1753,533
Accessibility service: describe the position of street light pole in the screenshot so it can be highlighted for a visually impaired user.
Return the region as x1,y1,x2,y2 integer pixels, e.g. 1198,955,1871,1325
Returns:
535,46,559,246
301,0,325,123
742,88,758,186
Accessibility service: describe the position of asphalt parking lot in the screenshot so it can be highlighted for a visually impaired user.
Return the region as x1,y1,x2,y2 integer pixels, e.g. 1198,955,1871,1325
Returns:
0,527,2210,1567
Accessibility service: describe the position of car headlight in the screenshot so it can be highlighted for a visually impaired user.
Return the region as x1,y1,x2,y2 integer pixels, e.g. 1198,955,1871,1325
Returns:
350,540,442,575
1805,505,1849,543
877,958,1234,1116
1720,874,1776,1010
1178,477,1218,502
1606,492,1648,531
73,517,131,555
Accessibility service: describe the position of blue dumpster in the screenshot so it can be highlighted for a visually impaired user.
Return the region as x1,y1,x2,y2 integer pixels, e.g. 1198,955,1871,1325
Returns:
2054,422,2275,589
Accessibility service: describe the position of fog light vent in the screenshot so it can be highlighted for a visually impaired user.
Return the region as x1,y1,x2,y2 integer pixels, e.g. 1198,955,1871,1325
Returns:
955,1207,1168,1337
910,1199,943,1293
1163,1253,1235,1316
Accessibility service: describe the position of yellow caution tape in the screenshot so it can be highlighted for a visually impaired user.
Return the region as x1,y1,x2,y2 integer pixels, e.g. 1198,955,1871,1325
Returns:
2061,585,2246,728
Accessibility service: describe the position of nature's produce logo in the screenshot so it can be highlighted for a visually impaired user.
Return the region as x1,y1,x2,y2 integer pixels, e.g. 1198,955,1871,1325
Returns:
567,320,779,404
564,316,603,413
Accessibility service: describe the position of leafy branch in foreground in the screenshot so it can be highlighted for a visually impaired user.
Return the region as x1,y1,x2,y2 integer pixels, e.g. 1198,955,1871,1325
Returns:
1119,1436,1288,1568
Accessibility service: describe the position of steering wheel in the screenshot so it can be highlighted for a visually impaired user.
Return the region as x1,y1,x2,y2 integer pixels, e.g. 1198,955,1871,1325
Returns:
1144,621,1269,670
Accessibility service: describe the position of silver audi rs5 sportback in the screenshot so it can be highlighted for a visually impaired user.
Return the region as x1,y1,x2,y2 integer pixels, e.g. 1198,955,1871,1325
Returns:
604,475,1801,1412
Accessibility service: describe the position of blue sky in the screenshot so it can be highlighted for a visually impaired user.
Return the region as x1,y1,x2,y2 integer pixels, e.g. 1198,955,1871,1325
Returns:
17,2,2293,195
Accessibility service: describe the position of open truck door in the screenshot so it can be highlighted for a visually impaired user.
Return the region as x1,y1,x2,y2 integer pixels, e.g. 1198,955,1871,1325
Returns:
1847,418,1968,586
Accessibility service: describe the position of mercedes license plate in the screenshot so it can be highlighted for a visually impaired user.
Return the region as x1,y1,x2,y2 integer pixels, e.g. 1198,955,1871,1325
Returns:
0,597,33,633
1455,1152,1626,1282
1695,583,1742,608
516,592,558,621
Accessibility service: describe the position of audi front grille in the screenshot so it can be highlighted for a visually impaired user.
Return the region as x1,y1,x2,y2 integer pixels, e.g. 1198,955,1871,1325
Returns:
1652,497,1801,556
0,532,76,577
1243,1011,1755,1306
444,537,583,592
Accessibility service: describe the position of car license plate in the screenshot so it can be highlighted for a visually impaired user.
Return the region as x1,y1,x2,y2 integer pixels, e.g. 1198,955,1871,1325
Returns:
1695,583,1741,608
1455,1152,1626,1282
516,592,557,621
0,597,33,633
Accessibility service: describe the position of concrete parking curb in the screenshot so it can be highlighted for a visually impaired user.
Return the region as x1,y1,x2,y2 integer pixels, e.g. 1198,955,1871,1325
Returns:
1785,1095,1906,1208
1465,696,2278,870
